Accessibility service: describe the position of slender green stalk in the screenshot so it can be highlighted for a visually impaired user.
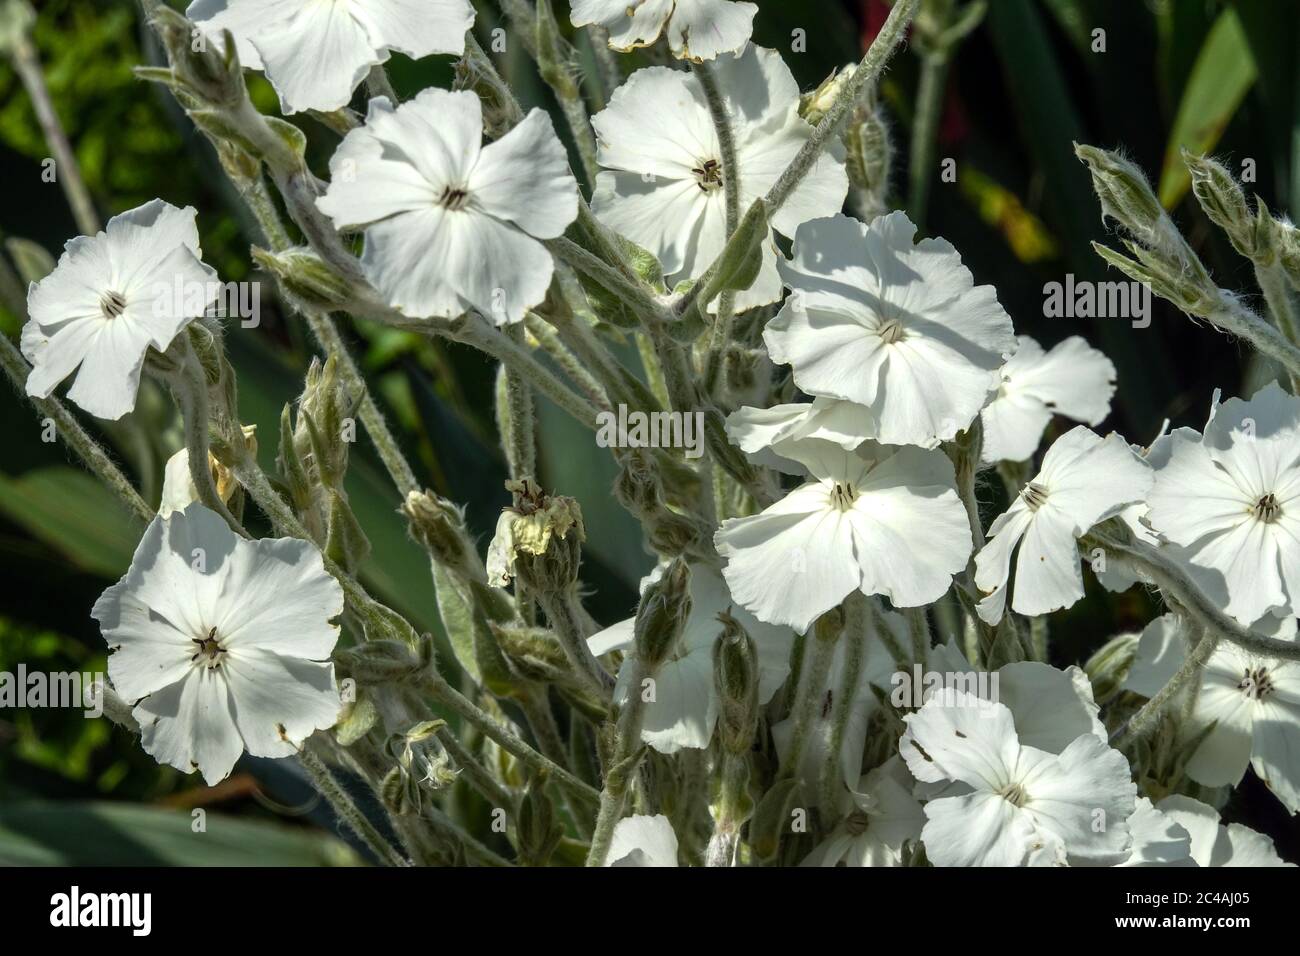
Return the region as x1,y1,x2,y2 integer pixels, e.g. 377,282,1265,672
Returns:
781,621,839,787
1087,530,1300,662
585,657,653,866
764,0,920,216
1111,622,1216,746
536,589,615,702
0,335,154,524
9,32,100,236
907,49,949,226
299,745,409,866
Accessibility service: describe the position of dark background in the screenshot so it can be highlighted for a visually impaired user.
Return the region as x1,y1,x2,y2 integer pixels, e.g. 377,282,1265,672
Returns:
0,0,1296,863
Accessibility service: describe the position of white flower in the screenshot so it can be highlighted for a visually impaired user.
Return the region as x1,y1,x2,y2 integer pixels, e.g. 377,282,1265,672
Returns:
605,814,680,866
980,335,1116,464
1114,797,1194,867
187,0,475,114
587,564,794,753
800,757,924,867
974,427,1153,624
715,439,972,631
772,611,903,801
1146,382,1300,626
925,640,1107,754
317,90,578,325
589,45,847,313
1126,612,1300,813
1156,795,1293,866
572,0,756,61
901,689,1137,866
725,397,878,475
92,504,344,785
21,200,216,421
763,212,1016,447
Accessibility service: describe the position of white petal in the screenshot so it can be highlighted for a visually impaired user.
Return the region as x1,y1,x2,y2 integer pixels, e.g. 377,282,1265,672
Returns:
133,666,244,786
921,790,1043,867
469,109,578,239
1157,794,1292,866
638,650,716,752
1008,505,1086,618
249,2,379,113
222,649,340,757
606,814,679,866
715,483,861,631
1249,696,1300,813
1018,733,1136,865
1116,798,1194,867
352,0,474,59
900,691,1020,790
664,0,757,60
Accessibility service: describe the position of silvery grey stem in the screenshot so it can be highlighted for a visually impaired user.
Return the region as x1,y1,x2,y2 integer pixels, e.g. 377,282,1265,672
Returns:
1205,290,1300,383
763,0,919,216
1110,620,1215,746
585,655,655,866
1087,530,1300,662
0,334,154,525
298,744,409,867
169,343,246,535
536,589,615,702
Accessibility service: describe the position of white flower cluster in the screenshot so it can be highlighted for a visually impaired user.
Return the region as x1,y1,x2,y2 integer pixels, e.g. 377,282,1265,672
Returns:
10,0,1299,869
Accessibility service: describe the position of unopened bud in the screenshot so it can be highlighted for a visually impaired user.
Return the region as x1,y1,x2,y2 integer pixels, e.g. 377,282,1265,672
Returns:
713,612,759,755
1074,144,1165,243
814,606,844,643
252,246,351,310
150,7,245,108
403,490,479,580
516,771,563,867
1083,631,1139,705
1185,151,1256,260
633,558,692,667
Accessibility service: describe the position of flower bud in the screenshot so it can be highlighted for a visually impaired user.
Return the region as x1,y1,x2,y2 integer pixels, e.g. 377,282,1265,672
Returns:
535,0,579,101
1185,151,1256,260
633,558,692,668
1074,144,1166,243
252,246,351,311
149,6,245,108
403,490,481,581
0,0,35,58
294,354,361,492
1083,631,1139,705
485,478,585,591
713,612,759,755
516,771,564,867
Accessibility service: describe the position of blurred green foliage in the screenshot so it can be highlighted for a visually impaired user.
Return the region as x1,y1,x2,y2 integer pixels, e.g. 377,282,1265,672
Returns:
1,0,1297,860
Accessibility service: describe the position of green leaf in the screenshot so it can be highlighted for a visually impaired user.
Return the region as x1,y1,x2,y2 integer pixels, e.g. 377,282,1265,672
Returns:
1157,9,1257,209
0,800,363,866
4,237,55,285
0,468,143,577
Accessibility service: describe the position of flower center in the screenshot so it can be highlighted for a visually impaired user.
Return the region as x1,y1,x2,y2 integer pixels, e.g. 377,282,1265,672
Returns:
1239,666,1274,700
100,290,127,320
692,158,724,193
844,810,870,837
1253,493,1282,524
998,781,1028,808
1021,481,1049,511
878,318,907,344
190,626,227,670
439,185,471,211
830,482,858,511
